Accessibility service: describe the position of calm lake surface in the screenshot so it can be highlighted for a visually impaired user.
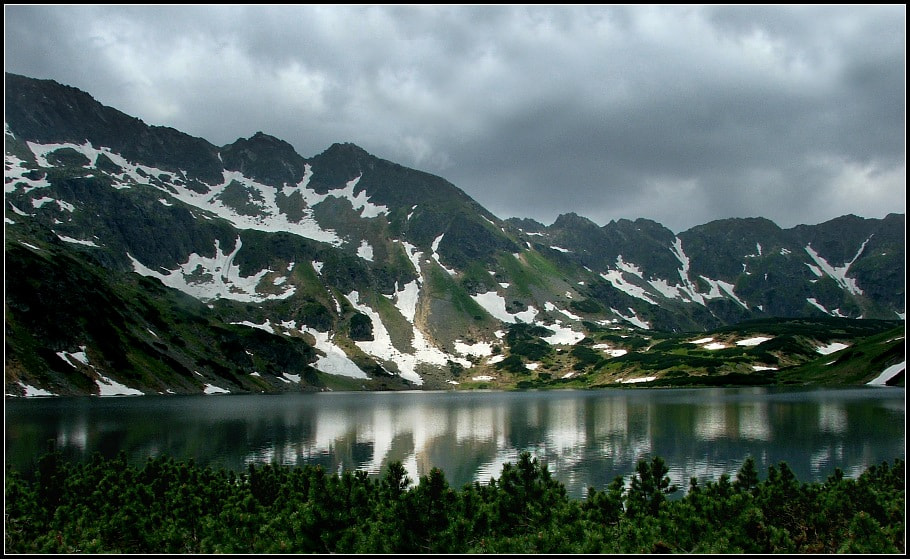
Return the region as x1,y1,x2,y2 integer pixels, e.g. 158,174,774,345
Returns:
5,386,905,499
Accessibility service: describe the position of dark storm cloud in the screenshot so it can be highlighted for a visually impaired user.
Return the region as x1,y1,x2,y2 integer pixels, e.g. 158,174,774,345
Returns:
4,5,904,233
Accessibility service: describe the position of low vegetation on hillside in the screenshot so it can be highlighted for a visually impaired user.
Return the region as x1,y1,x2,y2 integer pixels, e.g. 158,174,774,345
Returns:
5,451,904,553
457,317,904,391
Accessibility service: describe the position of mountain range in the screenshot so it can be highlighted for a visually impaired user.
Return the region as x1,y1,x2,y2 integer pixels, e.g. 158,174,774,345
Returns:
4,72,905,396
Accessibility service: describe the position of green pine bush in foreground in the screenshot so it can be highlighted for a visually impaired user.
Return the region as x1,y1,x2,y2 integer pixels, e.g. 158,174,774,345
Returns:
5,451,905,553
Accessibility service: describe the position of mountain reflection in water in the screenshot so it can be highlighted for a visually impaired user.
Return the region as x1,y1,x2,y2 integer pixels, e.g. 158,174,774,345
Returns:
5,386,904,499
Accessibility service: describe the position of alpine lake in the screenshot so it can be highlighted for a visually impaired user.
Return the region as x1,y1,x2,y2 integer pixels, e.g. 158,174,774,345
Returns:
5,386,905,499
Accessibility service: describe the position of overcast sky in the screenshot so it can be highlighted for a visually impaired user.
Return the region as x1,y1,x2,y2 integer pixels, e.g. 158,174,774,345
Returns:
4,5,905,233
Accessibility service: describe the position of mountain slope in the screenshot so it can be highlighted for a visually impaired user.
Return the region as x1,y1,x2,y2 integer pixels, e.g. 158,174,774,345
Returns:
4,73,905,395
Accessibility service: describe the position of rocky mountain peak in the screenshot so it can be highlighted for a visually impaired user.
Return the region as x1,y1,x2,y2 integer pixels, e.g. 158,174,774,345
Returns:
551,212,600,231
220,131,308,187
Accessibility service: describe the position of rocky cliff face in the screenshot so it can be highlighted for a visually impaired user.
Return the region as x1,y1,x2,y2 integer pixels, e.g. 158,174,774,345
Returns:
5,73,905,396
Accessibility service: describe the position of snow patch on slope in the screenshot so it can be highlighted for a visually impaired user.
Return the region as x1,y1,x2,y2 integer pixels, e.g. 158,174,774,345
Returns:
611,307,650,330
804,239,871,296
615,255,644,278
17,384,56,397
472,291,539,323
357,240,374,262
866,361,904,386
454,340,493,358
698,276,749,309
816,342,850,355
345,291,471,385
128,237,295,303
670,237,706,305
5,153,51,193
301,326,369,379
544,301,582,321
56,235,100,247
600,269,657,305
736,336,772,346
807,298,847,317
56,346,143,396
431,234,457,276
391,280,421,324
541,321,585,345
648,278,683,299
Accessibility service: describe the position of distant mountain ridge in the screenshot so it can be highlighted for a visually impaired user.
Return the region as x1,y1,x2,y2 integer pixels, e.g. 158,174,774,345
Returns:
4,72,905,396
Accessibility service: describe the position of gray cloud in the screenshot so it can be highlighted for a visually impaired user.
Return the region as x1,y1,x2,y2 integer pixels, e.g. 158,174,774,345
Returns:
5,5,905,233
